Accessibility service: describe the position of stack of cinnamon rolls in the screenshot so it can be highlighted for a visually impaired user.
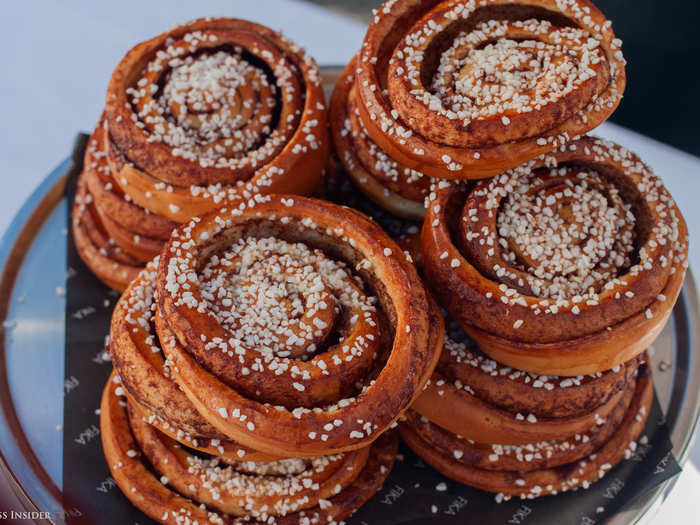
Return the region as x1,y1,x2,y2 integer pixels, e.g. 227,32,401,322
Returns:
71,1,689,523
104,194,442,523
90,17,448,525
329,0,687,504
73,18,329,291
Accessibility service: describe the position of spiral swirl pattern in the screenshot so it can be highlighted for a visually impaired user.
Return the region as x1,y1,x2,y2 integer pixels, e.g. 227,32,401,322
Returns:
110,258,277,462
155,194,442,457
198,237,379,365
355,0,626,179
422,136,688,375
468,166,636,300
104,17,329,222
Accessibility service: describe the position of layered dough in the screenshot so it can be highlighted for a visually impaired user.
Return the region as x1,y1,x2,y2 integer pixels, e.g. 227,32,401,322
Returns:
153,194,442,457
330,56,430,220
102,192,446,522
354,0,627,180
73,17,330,290
422,137,688,375
401,324,652,499
102,374,398,524
72,175,141,292
110,259,274,462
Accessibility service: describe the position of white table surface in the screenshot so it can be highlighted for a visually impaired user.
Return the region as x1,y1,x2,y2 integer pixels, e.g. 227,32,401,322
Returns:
0,1,698,523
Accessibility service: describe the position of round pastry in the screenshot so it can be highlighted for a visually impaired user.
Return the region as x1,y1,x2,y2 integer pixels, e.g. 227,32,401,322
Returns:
400,358,651,499
104,17,329,223
330,55,430,220
101,373,398,524
355,0,626,179
401,314,652,499
422,136,688,375
71,179,141,292
155,194,443,457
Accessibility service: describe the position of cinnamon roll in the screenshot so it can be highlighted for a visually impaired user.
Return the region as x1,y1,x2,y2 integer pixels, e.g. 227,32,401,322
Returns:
101,373,398,524
104,17,329,222
401,361,651,499
422,137,688,375
154,194,443,457
414,323,641,445
355,0,626,179
400,316,652,499
74,17,330,290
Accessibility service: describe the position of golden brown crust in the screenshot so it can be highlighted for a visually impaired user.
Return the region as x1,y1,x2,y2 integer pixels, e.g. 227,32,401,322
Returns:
76,18,332,289
110,261,225,439
101,372,398,524
401,361,653,498
422,137,688,375
155,194,443,457
127,401,370,517
95,210,164,263
462,286,680,376
84,123,175,241
435,336,639,418
330,56,428,220
109,260,281,462
75,123,169,287
127,395,277,462
413,369,629,445
402,389,628,472
103,17,329,222
355,0,627,180
71,179,141,291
